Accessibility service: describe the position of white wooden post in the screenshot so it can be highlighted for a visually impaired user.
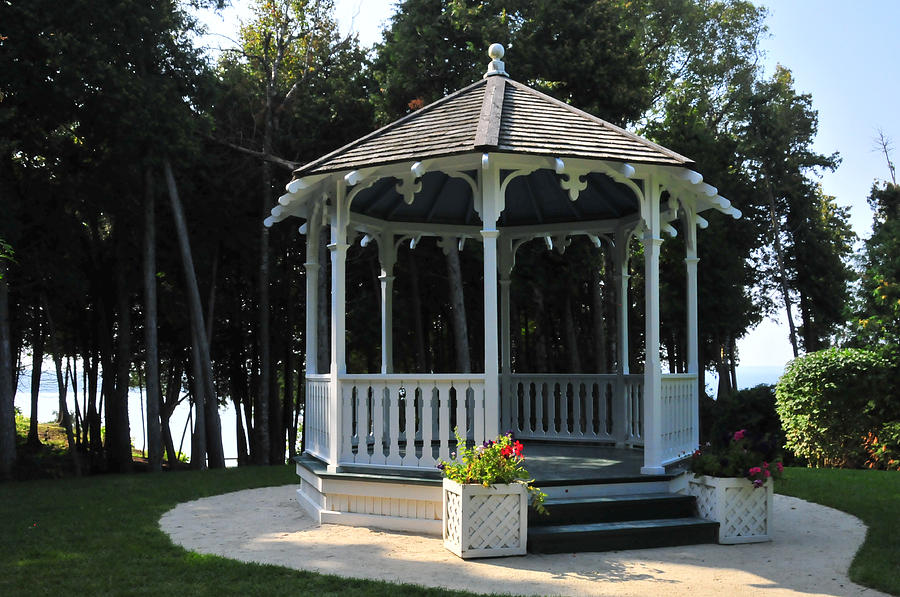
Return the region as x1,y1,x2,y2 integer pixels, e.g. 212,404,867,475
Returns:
613,227,630,447
683,204,700,451
499,236,513,432
304,204,321,376
378,233,396,374
641,177,665,475
481,155,502,440
328,181,348,470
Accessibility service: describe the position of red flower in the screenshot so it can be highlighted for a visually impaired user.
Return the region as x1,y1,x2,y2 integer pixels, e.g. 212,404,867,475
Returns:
500,445,514,458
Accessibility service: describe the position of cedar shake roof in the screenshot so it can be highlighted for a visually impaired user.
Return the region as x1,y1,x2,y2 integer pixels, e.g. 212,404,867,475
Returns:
292,76,693,178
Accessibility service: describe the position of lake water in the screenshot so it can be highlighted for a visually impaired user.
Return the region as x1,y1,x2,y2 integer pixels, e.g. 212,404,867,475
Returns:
14,358,785,464
14,359,239,464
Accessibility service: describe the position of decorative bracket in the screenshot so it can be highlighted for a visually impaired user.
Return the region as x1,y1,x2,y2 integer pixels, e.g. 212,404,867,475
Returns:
395,172,422,205
555,158,589,201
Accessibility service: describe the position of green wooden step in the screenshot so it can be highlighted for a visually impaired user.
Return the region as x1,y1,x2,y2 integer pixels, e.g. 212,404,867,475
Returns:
528,517,719,553
530,492,696,526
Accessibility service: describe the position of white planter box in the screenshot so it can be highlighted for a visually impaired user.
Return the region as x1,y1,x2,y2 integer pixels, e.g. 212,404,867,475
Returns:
687,474,773,544
442,478,528,558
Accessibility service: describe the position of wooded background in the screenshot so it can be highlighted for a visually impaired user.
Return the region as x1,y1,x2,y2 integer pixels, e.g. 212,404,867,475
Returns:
2,0,895,478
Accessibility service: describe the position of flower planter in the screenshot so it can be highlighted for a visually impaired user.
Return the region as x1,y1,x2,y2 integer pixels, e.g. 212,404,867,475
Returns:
687,474,773,544
442,478,528,558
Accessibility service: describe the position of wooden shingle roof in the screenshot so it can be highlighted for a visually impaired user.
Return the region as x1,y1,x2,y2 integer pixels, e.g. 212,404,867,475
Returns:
293,76,693,178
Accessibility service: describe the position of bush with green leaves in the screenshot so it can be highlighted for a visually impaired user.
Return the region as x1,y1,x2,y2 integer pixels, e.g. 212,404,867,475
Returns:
776,348,894,467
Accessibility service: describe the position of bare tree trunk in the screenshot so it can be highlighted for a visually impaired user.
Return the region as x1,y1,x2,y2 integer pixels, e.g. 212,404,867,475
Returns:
255,121,274,466
563,296,582,373
143,166,162,472
592,266,608,374
43,298,81,476
163,160,224,468
27,305,43,448
202,251,225,468
284,251,297,461
0,267,15,479
729,336,738,391
765,184,799,357
188,334,207,469
532,287,549,374
444,242,470,373
408,252,428,372
108,256,133,473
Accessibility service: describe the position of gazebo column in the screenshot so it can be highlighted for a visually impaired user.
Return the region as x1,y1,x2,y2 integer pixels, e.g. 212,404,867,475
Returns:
498,236,514,432
481,158,502,440
641,178,665,475
378,233,396,374
327,182,349,470
613,228,630,447
683,207,700,451
304,205,322,376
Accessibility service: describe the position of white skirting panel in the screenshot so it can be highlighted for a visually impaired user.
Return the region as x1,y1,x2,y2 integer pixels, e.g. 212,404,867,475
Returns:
295,463,442,535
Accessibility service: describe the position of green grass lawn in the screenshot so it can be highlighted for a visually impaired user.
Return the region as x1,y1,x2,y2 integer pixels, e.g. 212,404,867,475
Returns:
777,467,900,596
0,466,475,597
2,464,897,596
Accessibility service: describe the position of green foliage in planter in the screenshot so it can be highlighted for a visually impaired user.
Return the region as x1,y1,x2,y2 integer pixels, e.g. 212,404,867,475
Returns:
691,428,783,485
776,348,896,467
438,431,546,514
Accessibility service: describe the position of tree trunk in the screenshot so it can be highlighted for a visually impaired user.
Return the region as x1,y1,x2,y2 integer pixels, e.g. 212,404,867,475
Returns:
592,265,608,374
444,242,470,373
284,250,296,461
202,252,225,468
255,124,274,466
562,295,581,373
188,338,207,470
27,305,43,448
42,298,81,476
108,255,133,473
765,183,799,357
0,267,15,479
164,160,224,468
408,252,428,372
144,165,162,472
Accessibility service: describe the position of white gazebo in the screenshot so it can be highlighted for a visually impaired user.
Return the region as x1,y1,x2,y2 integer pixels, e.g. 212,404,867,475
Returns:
267,45,740,534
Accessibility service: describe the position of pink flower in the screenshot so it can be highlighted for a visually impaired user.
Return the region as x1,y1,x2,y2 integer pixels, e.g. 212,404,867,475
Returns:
763,461,769,468
776,462,784,473
733,429,746,441
749,466,762,476
764,469,771,478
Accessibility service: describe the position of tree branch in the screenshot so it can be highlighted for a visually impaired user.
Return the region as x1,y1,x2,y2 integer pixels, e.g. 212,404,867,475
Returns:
208,137,299,171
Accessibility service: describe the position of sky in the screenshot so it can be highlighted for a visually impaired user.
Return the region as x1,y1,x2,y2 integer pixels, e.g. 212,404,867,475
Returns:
196,0,900,371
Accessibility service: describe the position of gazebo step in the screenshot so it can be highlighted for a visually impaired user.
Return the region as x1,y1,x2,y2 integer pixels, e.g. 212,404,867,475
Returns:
527,517,719,554
530,492,696,526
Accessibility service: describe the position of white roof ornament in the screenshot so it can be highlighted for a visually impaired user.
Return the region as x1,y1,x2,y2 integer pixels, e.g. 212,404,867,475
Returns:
484,43,508,78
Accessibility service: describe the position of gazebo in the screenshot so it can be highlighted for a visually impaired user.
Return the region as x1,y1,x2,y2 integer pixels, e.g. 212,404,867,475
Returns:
267,45,740,537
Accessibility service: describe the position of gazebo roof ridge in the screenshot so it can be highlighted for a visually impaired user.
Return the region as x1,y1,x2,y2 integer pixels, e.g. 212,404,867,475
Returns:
291,44,694,180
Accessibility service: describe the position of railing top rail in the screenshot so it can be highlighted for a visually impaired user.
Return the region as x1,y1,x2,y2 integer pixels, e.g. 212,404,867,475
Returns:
338,373,486,383
306,374,332,382
507,373,619,380
661,373,698,381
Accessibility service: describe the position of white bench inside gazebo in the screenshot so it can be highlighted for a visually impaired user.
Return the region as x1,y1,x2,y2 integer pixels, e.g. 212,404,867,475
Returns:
266,45,740,534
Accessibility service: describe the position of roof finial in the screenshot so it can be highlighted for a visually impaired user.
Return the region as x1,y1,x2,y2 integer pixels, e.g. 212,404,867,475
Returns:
484,43,508,78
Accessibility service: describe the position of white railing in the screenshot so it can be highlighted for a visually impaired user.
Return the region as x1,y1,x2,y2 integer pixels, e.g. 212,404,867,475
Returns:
660,373,697,464
338,374,486,470
305,374,332,462
623,374,644,446
502,374,644,444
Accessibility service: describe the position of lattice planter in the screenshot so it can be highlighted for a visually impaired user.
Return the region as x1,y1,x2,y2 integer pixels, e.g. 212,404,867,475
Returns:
442,478,528,558
687,474,773,544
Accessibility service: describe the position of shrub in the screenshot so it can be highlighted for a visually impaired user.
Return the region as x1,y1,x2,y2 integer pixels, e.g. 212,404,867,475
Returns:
776,348,893,468
863,422,900,471
705,384,784,445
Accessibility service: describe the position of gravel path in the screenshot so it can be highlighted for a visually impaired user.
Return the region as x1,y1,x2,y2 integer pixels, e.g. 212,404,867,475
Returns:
160,485,886,597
